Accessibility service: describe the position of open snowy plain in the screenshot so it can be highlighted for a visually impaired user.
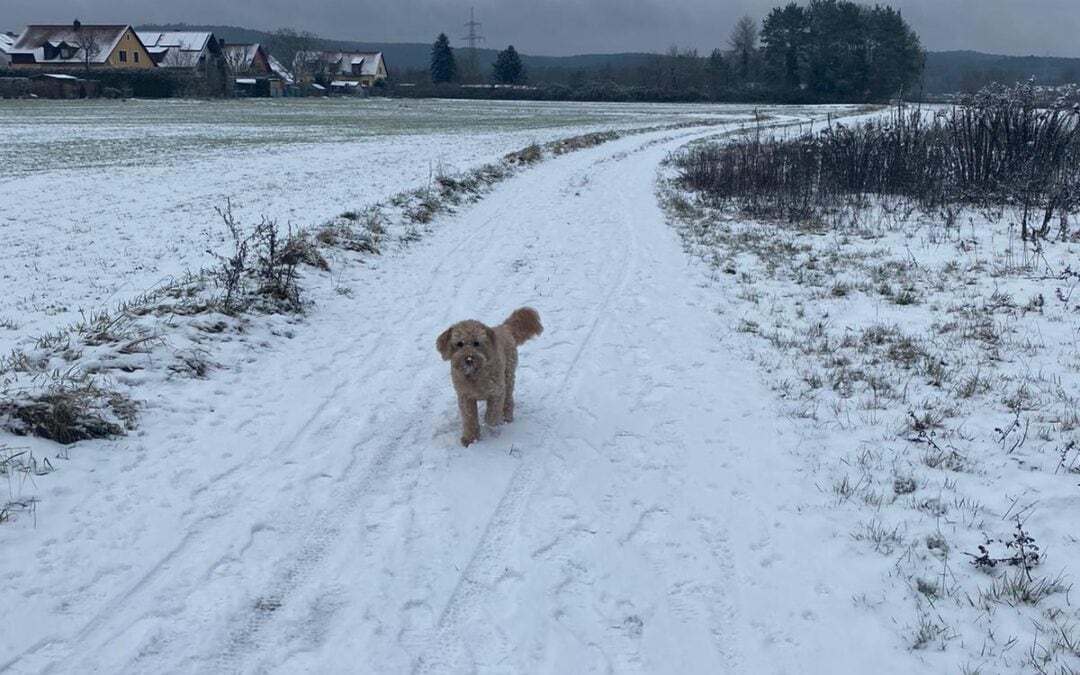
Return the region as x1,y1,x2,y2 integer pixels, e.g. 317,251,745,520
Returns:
2,98,1075,674
0,98,759,358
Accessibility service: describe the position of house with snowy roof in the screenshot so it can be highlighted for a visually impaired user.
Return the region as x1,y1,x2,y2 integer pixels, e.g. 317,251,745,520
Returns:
221,43,272,76
220,43,291,97
322,50,388,87
267,54,294,85
0,32,17,67
136,30,222,73
8,22,156,70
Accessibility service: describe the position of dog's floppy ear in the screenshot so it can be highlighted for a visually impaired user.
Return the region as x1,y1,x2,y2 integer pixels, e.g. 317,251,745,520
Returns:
436,327,454,360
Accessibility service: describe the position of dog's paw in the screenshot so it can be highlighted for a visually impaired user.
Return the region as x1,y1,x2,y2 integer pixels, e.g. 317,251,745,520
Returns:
461,434,479,447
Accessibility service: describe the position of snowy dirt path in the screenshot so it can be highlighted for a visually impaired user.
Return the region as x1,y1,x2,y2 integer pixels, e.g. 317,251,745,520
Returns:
4,117,926,674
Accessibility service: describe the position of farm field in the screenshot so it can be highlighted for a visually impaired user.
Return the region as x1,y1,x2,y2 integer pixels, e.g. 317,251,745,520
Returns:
0,98,770,358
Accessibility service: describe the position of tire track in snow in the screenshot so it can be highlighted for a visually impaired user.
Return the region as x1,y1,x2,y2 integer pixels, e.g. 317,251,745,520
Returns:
411,129,692,675
18,203,512,675
201,156,619,670
130,212,515,674
408,114,843,673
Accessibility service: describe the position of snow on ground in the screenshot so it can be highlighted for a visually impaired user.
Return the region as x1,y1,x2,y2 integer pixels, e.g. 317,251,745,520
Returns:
0,103,953,674
663,143,1080,672
0,98,764,360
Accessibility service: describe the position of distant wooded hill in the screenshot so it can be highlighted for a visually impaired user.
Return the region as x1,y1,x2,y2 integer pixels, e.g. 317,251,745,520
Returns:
923,51,1080,93
141,23,1080,95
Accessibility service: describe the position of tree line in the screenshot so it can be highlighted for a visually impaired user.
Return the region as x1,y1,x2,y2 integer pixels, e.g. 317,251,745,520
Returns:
430,33,525,85
414,0,925,103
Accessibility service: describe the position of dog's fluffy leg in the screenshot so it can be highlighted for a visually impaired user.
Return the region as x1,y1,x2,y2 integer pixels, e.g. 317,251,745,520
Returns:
502,307,543,345
484,386,506,427
459,395,480,446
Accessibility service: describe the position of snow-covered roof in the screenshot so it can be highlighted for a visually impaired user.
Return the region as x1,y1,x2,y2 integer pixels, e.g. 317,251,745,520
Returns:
267,54,294,84
235,77,257,85
136,31,213,53
0,33,16,53
222,43,260,67
11,25,132,64
323,51,385,78
136,31,217,68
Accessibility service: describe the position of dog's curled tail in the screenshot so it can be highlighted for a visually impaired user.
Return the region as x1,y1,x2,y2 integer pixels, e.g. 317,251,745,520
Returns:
503,307,543,345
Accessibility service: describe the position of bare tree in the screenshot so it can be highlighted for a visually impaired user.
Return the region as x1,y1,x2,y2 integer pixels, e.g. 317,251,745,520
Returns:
161,47,197,69
222,46,251,76
71,23,102,73
728,15,758,82
266,28,320,84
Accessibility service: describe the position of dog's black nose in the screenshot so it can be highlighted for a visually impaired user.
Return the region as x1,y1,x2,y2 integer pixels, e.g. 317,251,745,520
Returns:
464,356,475,365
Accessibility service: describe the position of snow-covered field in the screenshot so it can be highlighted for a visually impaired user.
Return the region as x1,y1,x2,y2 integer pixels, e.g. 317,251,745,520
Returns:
10,98,1069,673
0,98,764,359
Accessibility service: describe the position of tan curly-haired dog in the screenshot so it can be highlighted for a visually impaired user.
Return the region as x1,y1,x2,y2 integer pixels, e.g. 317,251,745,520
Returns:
436,307,543,446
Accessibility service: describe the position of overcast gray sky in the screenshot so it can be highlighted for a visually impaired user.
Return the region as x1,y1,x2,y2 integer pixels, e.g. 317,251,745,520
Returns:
5,0,1079,58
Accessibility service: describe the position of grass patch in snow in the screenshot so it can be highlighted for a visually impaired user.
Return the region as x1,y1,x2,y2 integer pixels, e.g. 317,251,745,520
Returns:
0,443,44,524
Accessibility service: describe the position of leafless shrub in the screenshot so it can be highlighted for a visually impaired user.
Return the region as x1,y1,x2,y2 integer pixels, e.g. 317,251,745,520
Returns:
676,82,1080,241
206,202,316,315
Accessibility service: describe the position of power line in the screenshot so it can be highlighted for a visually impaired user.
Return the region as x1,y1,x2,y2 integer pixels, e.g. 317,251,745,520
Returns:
461,6,485,51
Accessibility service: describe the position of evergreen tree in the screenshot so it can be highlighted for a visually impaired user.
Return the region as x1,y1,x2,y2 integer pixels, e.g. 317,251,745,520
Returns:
493,45,525,84
706,48,734,88
805,0,867,96
865,5,925,98
800,0,923,99
430,33,456,84
761,3,810,88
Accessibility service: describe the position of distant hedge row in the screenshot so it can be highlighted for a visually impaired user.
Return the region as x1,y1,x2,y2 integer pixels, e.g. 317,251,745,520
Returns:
0,68,221,98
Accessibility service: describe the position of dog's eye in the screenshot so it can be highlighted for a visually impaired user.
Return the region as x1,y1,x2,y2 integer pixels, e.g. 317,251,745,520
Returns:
455,341,464,348
472,340,481,347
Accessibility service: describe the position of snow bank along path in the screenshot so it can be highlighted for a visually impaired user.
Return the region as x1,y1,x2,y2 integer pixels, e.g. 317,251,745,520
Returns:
3,115,926,673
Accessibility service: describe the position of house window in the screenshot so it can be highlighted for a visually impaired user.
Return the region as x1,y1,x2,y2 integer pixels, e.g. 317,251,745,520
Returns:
119,50,128,62
134,52,140,63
